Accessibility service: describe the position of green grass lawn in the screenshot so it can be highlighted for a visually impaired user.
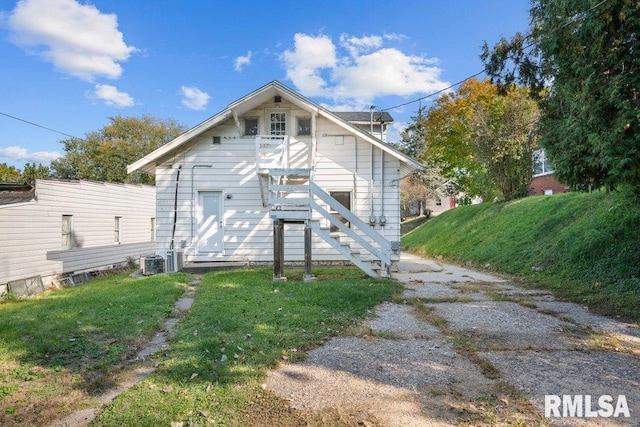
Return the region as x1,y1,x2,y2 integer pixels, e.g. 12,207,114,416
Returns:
0,267,398,426
402,189,640,321
0,272,188,426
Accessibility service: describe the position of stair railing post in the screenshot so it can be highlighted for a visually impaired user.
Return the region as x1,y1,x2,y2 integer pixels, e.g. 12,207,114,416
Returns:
303,219,315,281
273,218,286,281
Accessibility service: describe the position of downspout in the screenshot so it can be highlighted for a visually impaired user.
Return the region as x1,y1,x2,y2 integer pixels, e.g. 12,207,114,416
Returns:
353,138,357,213
191,164,212,249
379,149,386,226
369,105,377,226
169,165,182,250
369,142,376,225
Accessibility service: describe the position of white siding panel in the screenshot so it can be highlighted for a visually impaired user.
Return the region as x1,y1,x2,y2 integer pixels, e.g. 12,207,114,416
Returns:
0,180,155,285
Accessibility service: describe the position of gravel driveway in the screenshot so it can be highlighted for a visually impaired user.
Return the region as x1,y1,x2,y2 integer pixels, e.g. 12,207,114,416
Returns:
266,253,640,426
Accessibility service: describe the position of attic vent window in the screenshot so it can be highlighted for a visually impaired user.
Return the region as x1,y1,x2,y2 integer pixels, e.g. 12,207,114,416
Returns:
212,136,221,144
274,96,281,103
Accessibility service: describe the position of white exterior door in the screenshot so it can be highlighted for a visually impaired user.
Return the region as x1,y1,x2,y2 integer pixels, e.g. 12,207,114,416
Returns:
196,191,223,253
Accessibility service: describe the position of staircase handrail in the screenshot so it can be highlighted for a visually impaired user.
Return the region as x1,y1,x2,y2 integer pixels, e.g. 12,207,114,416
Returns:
309,182,391,265
309,199,390,267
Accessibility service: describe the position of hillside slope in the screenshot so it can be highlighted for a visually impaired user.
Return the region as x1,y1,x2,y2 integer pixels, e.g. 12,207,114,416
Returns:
402,190,640,321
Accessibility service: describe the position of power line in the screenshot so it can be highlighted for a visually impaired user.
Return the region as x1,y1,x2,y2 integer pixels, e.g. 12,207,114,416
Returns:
378,70,486,112
0,111,82,140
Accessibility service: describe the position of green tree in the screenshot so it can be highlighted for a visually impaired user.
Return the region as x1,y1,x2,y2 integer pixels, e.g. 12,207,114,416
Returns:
396,106,450,214
22,163,51,180
0,163,22,182
481,0,640,192
470,86,539,200
51,115,186,184
420,78,538,201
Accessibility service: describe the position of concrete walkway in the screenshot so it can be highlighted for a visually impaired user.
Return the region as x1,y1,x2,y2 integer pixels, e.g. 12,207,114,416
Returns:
268,253,640,426
394,253,640,426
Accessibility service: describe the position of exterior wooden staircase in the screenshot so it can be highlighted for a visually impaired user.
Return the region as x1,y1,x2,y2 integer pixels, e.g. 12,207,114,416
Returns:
255,134,394,279
264,168,393,279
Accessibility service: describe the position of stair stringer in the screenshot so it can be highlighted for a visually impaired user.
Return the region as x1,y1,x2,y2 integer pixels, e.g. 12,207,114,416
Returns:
308,221,381,278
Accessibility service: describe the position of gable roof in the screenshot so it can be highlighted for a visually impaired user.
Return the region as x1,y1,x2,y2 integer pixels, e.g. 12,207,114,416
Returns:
128,81,423,177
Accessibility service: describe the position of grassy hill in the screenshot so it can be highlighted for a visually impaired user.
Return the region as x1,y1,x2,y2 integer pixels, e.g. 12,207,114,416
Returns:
402,190,640,322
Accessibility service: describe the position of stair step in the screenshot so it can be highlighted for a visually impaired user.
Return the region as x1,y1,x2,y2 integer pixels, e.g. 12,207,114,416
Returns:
270,210,310,220
269,168,312,177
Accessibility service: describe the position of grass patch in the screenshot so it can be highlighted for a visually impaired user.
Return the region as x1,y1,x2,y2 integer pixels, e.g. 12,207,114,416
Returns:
402,190,640,322
94,267,399,426
0,271,188,426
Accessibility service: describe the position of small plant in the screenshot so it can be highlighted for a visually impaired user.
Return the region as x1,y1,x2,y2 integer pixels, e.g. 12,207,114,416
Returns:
126,256,139,270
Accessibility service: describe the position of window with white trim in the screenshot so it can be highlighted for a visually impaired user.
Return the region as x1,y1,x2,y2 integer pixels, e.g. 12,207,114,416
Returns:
270,112,287,136
62,215,73,250
533,149,554,176
244,117,258,136
115,216,122,244
297,117,311,136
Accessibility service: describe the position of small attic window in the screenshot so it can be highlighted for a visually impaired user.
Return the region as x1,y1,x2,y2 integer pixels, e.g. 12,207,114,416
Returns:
244,118,258,136
297,117,311,136
212,136,221,144
274,95,282,103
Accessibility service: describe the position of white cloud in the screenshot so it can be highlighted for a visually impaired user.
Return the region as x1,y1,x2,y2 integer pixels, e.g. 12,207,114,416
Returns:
93,84,134,107
234,51,252,72
180,86,210,111
281,33,337,96
339,34,383,57
0,146,61,164
281,32,450,108
5,0,136,82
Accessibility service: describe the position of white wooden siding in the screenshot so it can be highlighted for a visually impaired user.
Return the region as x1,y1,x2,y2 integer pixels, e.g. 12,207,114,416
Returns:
154,108,403,264
0,180,155,285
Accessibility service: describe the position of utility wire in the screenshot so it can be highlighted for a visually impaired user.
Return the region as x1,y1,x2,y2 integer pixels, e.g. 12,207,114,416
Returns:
0,111,82,140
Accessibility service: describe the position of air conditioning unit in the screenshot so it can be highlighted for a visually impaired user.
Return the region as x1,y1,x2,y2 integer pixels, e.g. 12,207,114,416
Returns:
165,250,184,273
141,256,164,275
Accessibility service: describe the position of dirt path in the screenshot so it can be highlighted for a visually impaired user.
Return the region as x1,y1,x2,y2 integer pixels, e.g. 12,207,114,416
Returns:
266,254,640,426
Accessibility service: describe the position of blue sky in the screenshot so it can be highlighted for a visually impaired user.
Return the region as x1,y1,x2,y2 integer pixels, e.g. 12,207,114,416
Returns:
0,0,531,169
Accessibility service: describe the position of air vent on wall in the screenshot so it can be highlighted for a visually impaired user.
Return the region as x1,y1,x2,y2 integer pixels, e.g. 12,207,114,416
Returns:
274,95,281,103
212,136,221,144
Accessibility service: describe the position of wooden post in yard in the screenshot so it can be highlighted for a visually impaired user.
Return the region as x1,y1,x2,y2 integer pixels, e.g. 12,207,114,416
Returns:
273,219,286,281
303,221,316,281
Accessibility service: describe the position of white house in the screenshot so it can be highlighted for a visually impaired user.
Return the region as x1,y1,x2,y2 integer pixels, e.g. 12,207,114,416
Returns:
128,81,423,279
0,179,156,297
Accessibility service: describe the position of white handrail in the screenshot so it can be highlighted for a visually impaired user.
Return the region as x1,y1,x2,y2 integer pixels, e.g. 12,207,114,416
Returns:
309,181,391,252
309,199,390,266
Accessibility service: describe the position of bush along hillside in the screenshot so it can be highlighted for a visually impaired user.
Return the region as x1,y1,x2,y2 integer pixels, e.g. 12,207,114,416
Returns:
402,190,640,322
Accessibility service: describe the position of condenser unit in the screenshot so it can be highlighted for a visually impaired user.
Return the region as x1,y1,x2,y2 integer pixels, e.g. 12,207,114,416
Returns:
165,250,184,273
141,256,164,275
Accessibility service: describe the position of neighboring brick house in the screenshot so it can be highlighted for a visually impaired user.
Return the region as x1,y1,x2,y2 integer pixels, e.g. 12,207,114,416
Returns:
531,148,568,195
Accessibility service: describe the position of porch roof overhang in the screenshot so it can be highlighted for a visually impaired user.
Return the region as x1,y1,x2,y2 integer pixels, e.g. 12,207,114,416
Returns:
127,81,424,178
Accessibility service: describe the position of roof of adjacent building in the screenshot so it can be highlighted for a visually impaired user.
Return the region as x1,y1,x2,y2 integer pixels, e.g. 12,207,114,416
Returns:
0,180,36,206
333,111,394,124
